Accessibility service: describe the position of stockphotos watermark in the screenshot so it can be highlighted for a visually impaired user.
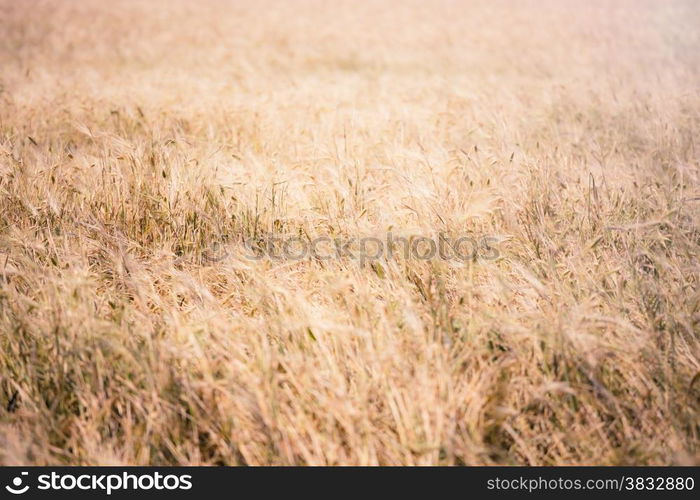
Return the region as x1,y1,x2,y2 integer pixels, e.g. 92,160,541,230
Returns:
4,470,192,495
202,232,501,265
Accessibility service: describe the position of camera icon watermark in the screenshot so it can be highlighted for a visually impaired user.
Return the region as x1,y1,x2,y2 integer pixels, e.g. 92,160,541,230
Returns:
5,471,29,494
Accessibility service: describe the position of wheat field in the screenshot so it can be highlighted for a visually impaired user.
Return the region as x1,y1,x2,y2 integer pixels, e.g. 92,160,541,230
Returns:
1,0,699,466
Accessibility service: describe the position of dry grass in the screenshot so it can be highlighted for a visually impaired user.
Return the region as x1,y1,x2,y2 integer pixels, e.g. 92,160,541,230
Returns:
1,0,699,465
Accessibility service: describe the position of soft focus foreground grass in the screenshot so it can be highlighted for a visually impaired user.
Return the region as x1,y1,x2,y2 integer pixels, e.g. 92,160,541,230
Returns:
0,0,699,464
